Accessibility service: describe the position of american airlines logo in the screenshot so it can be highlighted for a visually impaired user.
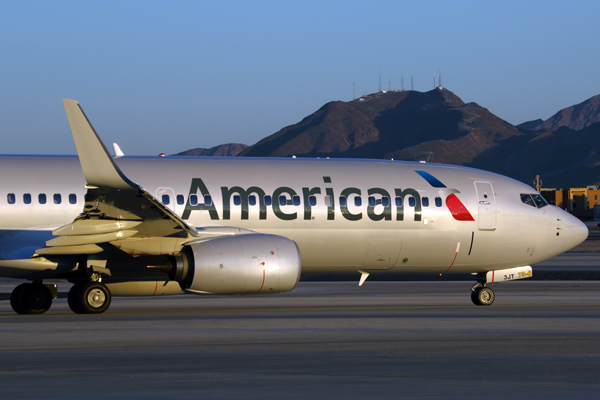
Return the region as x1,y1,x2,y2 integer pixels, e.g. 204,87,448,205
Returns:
181,171,474,222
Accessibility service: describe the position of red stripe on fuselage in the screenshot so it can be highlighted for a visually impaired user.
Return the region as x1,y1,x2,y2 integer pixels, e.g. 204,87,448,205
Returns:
446,194,475,221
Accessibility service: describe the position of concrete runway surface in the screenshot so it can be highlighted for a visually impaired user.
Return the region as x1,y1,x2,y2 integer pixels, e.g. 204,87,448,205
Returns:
0,281,599,399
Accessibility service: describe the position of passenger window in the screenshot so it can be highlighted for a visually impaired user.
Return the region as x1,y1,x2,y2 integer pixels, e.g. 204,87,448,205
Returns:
189,194,198,206
23,194,31,204
264,195,272,206
54,194,61,204
354,196,362,207
309,196,317,206
395,197,403,207
520,194,535,207
177,194,184,205
39,193,47,204
382,197,390,207
249,195,256,206
279,195,287,206
435,197,442,207
233,195,241,206
531,194,548,208
324,195,332,207
293,195,300,206
162,194,170,205
69,194,77,204
368,196,376,207
422,197,429,207
339,196,347,207
408,197,416,207
204,195,212,206
7,193,15,204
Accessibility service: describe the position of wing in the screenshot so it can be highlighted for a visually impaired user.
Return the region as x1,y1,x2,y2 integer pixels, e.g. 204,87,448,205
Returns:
35,100,199,257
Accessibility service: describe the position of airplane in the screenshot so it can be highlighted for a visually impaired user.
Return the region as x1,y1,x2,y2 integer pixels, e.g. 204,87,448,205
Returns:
0,99,588,315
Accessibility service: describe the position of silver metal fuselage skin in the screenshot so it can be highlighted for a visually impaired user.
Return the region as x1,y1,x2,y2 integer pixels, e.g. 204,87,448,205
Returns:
0,155,588,279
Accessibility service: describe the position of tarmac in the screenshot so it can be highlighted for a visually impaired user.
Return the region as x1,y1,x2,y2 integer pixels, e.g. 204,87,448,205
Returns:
0,280,599,399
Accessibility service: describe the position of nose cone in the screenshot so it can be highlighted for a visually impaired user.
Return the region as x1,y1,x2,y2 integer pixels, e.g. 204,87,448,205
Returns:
563,212,588,251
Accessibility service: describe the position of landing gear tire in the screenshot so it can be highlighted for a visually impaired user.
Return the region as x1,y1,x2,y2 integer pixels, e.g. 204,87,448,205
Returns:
77,282,111,314
10,283,30,314
68,284,84,314
471,287,495,306
12,283,53,314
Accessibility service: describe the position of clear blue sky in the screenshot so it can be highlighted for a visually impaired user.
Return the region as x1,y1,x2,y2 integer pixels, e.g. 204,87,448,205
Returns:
1,0,599,155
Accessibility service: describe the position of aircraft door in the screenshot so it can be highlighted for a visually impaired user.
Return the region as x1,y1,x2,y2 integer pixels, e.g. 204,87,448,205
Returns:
474,181,496,230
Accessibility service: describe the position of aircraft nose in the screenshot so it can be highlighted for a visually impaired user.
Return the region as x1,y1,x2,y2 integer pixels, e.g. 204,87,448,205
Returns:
562,211,588,251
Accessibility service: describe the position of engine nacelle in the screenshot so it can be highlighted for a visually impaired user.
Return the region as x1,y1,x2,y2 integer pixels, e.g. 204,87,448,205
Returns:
181,234,301,295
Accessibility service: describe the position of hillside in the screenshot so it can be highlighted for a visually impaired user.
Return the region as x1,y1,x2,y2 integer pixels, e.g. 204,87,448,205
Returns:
239,88,522,165
173,143,247,157
176,89,600,188
518,94,600,131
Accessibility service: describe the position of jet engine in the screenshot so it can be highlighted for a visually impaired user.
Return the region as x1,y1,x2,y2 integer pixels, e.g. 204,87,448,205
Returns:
170,234,301,295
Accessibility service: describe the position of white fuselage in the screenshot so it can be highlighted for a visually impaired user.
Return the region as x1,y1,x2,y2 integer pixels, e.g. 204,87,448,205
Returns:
0,155,587,278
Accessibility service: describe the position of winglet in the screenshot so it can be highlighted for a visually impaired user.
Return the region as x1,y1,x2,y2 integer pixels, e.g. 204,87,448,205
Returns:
113,143,124,158
62,99,137,190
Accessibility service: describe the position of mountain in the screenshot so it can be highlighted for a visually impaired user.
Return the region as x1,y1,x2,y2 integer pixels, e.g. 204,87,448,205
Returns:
517,94,600,131
175,89,600,188
239,88,522,165
173,143,247,157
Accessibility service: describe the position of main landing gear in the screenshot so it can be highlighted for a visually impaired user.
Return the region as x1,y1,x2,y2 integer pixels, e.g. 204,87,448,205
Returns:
10,280,112,315
10,282,56,314
68,281,111,314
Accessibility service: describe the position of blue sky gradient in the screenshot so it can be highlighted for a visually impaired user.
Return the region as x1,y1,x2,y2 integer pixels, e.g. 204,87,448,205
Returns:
1,0,598,155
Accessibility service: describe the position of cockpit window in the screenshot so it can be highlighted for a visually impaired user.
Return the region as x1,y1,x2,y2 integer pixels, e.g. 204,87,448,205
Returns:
521,194,535,207
531,194,548,208
521,193,548,208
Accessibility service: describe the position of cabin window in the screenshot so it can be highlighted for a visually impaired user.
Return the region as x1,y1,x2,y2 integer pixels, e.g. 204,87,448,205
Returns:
54,194,61,204
23,194,31,204
39,193,47,204
162,194,170,205
354,196,362,207
324,195,332,207
293,195,301,206
339,196,347,207
382,197,390,207
309,196,317,206
408,197,416,207
7,193,15,204
177,194,184,205
189,194,198,206
435,197,442,207
395,197,403,207
279,195,287,206
233,195,241,206
249,195,256,206
368,197,376,207
69,194,77,204
422,197,429,207
264,195,272,206
204,195,212,206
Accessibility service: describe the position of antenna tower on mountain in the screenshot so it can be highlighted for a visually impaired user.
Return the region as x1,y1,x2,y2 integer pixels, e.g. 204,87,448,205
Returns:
401,73,405,91
438,70,442,89
388,77,391,91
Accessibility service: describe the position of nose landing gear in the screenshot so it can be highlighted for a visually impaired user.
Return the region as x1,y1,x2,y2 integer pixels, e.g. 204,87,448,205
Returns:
471,284,495,306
